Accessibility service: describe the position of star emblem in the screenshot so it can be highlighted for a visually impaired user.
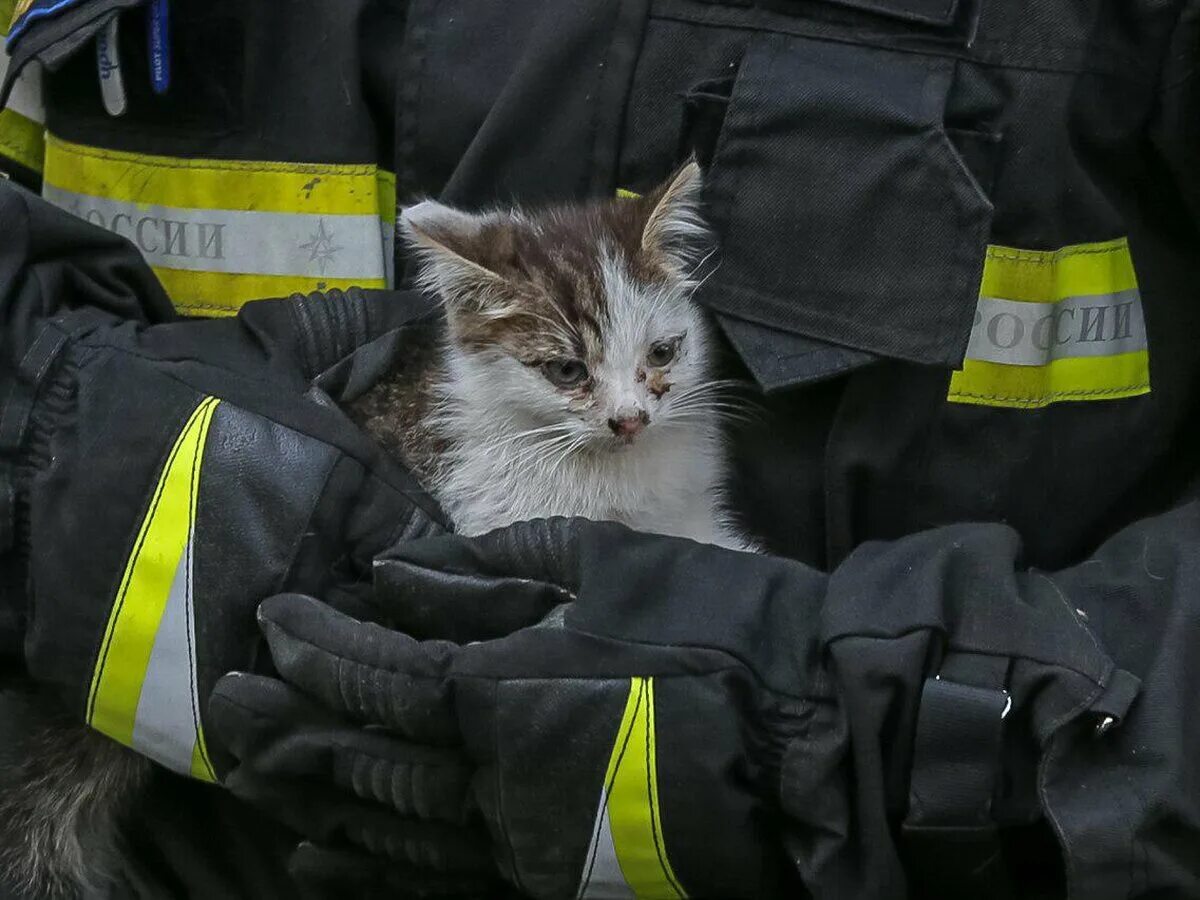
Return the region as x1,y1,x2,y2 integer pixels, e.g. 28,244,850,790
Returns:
299,219,343,275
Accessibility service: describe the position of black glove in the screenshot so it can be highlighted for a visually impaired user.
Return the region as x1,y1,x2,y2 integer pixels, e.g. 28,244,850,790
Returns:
213,517,1139,900
0,182,445,782
212,517,830,898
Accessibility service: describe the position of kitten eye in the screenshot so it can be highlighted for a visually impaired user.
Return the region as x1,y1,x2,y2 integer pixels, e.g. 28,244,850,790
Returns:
646,339,678,367
541,358,589,388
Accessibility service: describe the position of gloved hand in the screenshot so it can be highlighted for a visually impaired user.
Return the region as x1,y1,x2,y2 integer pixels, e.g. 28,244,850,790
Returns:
211,517,832,898
213,515,1141,900
0,182,445,781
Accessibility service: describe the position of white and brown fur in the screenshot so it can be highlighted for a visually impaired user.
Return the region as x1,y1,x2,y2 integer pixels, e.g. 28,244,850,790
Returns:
352,161,750,547
0,162,750,899
0,694,148,898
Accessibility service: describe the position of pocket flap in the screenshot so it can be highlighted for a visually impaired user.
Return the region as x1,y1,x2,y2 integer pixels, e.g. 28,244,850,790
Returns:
718,312,877,392
698,33,994,381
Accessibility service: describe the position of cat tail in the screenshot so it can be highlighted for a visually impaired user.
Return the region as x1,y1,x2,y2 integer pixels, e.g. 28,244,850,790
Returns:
0,695,150,899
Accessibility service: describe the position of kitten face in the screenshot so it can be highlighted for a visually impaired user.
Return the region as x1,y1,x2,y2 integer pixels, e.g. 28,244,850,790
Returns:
403,162,714,450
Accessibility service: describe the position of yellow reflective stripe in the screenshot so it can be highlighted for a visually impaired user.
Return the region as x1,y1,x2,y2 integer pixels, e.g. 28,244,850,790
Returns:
579,678,686,900
42,134,397,316
979,239,1139,304
154,268,388,317
87,397,220,782
607,678,684,899
948,351,1150,408
616,188,642,199
948,238,1150,409
0,108,43,172
45,133,387,216
190,737,214,782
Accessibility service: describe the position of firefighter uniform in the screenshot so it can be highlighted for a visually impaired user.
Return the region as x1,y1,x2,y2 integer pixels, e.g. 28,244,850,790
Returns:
1,0,1199,896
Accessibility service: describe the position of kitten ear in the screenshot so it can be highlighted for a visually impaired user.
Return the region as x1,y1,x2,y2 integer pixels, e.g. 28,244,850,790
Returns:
640,159,707,273
400,200,511,310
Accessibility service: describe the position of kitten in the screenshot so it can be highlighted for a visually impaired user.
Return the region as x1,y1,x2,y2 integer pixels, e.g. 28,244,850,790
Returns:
0,161,750,899
350,161,751,548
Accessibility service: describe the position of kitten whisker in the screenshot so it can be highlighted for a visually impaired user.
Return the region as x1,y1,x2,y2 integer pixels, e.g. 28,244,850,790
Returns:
492,421,579,448
504,428,589,471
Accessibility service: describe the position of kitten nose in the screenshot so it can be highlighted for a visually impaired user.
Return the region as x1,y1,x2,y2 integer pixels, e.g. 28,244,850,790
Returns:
608,409,650,437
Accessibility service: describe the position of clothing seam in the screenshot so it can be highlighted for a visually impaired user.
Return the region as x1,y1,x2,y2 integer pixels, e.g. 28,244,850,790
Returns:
947,383,1150,403
985,241,1128,263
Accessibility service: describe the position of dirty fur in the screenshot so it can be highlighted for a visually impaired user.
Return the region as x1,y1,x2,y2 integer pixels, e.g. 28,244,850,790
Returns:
349,161,753,547
0,691,148,898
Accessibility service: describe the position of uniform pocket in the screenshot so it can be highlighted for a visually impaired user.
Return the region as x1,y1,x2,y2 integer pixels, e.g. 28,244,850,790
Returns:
699,32,994,370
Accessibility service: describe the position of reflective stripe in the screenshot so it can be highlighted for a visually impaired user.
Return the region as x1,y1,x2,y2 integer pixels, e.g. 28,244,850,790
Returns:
0,106,42,172
87,397,220,783
578,678,686,900
0,0,45,172
964,290,1146,366
42,134,396,315
43,185,387,279
948,239,1151,409
616,188,641,199
151,269,384,317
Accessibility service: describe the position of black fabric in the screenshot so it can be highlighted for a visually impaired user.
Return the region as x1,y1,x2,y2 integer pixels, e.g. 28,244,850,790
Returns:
396,0,649,207
0,181,173,667
905,679,1010,831
212,517,1151,900
214,520,832,899
286,843,512,900
901,678,1011,899
0,188,450,895
717,313,877,392
699,32,993,369
4,0,390,166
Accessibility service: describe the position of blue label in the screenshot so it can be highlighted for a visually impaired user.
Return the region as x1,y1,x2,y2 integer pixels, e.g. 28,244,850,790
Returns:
147,0,169,94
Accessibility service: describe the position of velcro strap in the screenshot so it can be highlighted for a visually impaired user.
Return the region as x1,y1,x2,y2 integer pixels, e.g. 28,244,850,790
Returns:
902,673,1013,898
905,678,1009,828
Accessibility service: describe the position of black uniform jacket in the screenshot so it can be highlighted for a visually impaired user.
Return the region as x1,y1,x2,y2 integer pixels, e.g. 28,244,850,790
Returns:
1,0,1199,897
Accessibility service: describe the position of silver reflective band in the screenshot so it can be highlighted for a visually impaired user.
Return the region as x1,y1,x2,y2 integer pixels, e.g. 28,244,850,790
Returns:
965,289,1147,367
0,49,45,124
42,184,388,280
579,796,636,899
131,540,207,777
